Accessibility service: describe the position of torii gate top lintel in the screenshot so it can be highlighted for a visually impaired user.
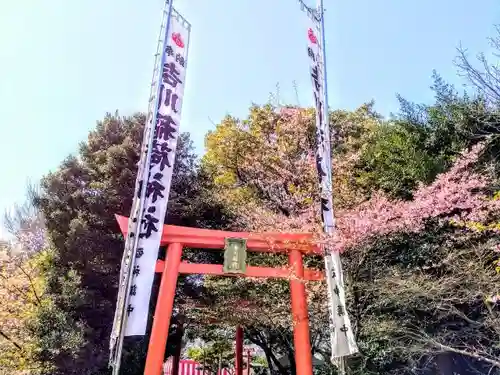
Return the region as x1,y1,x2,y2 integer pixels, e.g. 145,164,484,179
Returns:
115,214,322,254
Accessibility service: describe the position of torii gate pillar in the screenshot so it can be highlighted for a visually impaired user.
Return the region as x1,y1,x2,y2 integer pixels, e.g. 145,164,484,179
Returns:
235,326,243,375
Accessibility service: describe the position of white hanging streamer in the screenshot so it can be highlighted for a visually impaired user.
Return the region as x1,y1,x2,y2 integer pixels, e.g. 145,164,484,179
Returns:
299,0,359,359
109,2,191,373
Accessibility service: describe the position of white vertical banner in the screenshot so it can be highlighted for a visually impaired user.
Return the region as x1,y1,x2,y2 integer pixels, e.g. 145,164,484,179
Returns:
110,3,178,368
304,10,358,358
125,8,191,336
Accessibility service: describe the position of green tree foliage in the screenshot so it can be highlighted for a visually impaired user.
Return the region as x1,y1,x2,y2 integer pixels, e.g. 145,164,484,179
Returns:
385,71,500,198
34,112,222,374
197,89,500,375
28,252,87,375
343,220,500,375
339,31,500,372
0,246,49,374
355,66,500,200
194,104,383,375
355,122,443,199
0,244,86,375
202,103,381,216
0,193,85,375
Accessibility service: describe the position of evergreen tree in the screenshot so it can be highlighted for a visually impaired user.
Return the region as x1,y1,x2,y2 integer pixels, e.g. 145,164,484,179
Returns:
35,112,223,374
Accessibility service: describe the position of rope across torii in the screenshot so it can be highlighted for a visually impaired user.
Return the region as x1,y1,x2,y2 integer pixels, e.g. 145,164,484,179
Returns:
109,1,358,374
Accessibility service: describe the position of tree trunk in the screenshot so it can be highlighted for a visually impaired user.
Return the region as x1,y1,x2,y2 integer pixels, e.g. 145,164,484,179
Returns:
171,335,183,375
170,319,185,375
287,347,296,375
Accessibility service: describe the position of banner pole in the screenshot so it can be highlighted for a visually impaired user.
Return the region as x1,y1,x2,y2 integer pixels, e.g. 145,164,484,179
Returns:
317,4,347,375
318,0,333,184
297,0,358,372
109,0,175,373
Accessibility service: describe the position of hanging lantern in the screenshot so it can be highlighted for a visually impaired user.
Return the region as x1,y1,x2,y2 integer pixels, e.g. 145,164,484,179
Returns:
223,238,247,274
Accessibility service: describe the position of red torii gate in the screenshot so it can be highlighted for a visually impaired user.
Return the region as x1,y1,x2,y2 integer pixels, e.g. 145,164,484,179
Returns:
116,215,325,375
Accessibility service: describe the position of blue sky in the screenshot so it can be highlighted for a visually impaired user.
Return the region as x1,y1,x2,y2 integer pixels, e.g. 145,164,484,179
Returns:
0,0,498,236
